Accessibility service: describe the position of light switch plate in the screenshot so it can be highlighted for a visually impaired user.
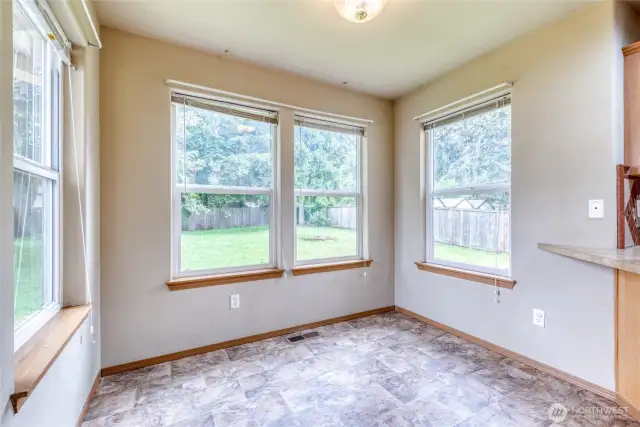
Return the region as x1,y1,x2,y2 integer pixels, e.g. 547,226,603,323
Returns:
589,200,604,219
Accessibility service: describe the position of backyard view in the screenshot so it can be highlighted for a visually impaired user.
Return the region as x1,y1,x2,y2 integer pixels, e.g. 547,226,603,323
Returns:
181,226,502,271
175,96,510,274
14,237,45,329
13,12,53,331
181,226,357,271
175,101,363,271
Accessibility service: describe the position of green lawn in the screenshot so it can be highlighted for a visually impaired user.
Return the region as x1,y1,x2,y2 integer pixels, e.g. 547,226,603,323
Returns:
181,227,509,272
14,237,45,328
296,226,357,261
434,242,509,270
181,226,358,271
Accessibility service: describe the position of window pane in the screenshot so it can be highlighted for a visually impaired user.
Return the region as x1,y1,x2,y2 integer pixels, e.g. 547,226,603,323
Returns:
294,125,358,192
14,170,53,329
180,194,270,271
432,190,510,271
174,103,273,188
432,105,511,191
13,4,47,165
296,196,357,261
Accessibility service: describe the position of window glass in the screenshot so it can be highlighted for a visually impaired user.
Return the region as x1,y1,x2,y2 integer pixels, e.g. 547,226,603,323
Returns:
295,196,358,261
13,171,52,329
294,122,362,263
180,194,270,272
175,103,273,188
13,2,60,332
432,106,511,191
428,101,511,274
431,190,510,272
295,125,358,193
173,99,275,274
13,4,46,165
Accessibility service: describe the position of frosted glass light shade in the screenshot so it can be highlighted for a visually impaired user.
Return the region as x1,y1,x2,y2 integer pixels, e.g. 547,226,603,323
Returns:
334,0,388,23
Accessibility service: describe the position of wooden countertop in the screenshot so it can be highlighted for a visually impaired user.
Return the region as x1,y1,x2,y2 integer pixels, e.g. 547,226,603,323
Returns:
538,243,640,274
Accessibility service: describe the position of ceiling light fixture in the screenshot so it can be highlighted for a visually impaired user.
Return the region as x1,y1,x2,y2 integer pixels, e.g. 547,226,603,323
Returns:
334,0,387,23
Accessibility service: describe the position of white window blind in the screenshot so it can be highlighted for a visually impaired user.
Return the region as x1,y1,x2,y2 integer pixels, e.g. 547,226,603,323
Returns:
172,93,278,125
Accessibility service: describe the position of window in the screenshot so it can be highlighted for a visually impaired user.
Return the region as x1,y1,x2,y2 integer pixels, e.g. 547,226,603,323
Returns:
294,117,363,264
13,1,62,342
425,95,511,276
172,94,278,276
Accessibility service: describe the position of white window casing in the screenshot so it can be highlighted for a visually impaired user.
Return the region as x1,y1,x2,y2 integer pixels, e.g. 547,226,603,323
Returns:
171,93,279,278
423,93,512,278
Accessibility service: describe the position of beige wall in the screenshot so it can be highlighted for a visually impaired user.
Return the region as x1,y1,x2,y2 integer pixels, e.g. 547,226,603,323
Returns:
99,27,394,368
394,1,637,390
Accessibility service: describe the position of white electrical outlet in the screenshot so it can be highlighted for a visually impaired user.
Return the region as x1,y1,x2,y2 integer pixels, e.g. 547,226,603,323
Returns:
589,200,604,219
230,294,240,309
533,309,545,327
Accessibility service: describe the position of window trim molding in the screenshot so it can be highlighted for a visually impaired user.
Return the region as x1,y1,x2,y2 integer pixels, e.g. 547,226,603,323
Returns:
170,92,279,279
291,259,372,276
166,268,285,291
414,262,515,289
424,91,512,277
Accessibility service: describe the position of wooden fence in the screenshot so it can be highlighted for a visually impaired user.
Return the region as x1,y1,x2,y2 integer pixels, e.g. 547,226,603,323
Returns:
183,206,509,253
183,207,269,231
433,207,510,253
328,206,357,229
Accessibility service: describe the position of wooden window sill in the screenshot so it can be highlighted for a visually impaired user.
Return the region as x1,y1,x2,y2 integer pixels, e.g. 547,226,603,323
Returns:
166,268,285,291
11,304,91,413
291,259,372,276
414,262,516,289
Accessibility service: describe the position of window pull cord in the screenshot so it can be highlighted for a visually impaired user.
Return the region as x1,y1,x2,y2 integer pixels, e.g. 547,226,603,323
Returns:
68,64,95,343
493,278,500,304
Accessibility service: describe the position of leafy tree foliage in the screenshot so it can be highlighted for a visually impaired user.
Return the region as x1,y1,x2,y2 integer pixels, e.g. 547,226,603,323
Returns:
176,104,360,226
432,106,511,191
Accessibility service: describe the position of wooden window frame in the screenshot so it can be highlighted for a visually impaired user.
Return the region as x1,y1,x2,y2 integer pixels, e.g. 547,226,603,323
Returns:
415,262,515,289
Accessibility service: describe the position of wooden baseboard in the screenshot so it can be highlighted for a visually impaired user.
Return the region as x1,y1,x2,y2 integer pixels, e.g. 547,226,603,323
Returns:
101,306,395,377
616,393,640,421
395,306,616,402
76,373,100,427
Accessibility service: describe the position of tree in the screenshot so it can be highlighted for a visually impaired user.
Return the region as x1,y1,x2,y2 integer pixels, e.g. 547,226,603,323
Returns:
176,104,359,227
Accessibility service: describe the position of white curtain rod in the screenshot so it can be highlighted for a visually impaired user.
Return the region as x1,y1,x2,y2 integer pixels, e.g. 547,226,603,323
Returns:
413,82,514,122
81,0,102,49
166,79,374,126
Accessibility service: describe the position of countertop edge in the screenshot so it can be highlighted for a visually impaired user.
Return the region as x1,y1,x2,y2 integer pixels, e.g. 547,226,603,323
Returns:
538,243,640,275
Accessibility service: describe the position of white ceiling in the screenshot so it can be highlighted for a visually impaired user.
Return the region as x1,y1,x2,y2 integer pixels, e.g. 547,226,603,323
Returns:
94,0,594,99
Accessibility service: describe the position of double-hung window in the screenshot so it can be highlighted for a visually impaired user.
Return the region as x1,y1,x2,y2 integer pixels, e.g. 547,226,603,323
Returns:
12,0,63,344
425,95,511,276
171,93,278,276
294,117,363,264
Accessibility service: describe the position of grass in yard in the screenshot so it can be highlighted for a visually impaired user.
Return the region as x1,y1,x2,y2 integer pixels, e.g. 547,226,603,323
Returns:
180,226,358,271
181,226,270,271
14,237,45,328
434,242,509,270
181,227,509,272
296,226,356,261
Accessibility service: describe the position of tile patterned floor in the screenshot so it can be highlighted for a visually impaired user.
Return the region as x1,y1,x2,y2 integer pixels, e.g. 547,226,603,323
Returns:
83,312,638,427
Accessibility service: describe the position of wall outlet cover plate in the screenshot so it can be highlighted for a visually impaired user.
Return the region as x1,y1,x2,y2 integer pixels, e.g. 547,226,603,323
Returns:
533,308,545,327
